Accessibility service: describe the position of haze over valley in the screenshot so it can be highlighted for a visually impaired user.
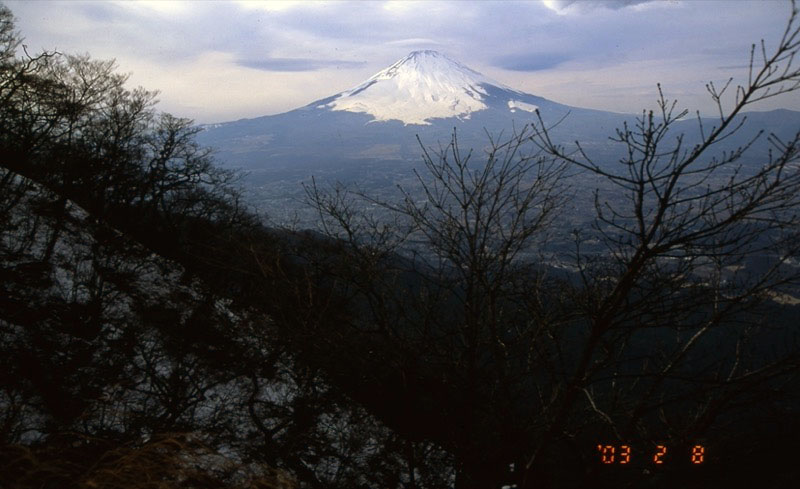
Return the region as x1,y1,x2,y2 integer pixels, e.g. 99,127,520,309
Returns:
3,2,800,489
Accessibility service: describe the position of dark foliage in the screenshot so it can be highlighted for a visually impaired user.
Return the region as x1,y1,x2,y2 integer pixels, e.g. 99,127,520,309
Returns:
2,2,800,489
303,2,800,488
0,4,454,489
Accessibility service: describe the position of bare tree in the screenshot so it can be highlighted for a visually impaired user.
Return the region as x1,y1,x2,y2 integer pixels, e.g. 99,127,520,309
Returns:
1,7,453,489
303,124,576,488
518,1,800,487
304,2,800,488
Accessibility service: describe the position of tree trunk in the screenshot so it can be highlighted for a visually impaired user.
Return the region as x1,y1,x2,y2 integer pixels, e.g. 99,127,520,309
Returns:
454,451,509,489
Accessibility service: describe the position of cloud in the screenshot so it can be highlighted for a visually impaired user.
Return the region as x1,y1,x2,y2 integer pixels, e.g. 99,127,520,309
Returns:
5,0,797,122
493,53,571,72
543,0,663,14
112,0,193,16
234,0,315,12
385,38,444,48
238,57,366,72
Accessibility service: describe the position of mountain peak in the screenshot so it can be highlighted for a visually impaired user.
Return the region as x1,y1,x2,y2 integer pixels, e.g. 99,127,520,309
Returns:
406,49,443,57
401,50,457,62
321,51,513,125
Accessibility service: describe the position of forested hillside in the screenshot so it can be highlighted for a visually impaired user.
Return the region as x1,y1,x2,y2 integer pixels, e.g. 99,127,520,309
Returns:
2,3,800,489
0,6,455,488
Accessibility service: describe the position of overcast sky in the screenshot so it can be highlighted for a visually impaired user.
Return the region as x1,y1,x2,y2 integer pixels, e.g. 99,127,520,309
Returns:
5,0,797,123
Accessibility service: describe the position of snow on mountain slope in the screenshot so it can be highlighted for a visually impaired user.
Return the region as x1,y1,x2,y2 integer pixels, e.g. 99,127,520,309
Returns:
508,100,539,113
322,50,519,125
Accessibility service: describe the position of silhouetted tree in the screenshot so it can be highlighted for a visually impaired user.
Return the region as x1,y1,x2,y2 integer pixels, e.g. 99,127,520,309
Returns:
304,2,800,488
303,126,570,489
0,5,455,489
519,2,800,486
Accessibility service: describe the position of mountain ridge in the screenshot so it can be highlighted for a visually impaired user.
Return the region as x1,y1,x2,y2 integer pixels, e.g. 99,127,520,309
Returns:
197,51,800,175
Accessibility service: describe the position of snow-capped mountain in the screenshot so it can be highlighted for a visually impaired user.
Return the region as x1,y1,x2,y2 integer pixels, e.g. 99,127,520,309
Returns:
321,50,534,125
196,51,800,175
196,50,585,168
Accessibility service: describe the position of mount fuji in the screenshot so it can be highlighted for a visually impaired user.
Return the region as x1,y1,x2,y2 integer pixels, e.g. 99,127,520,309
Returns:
197,50,800,177
321,50,538,125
